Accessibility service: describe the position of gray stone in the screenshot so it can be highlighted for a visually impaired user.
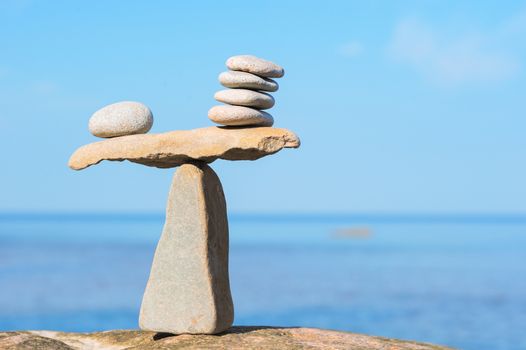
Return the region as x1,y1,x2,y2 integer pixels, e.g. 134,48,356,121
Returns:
139,163,233,334
214,89,275,109
219,71,279,92
88,101,153,138
208,105,274,127
226,55,284,78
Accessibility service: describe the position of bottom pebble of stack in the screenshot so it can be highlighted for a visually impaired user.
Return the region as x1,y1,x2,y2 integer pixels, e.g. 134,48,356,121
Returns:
208,105,274,127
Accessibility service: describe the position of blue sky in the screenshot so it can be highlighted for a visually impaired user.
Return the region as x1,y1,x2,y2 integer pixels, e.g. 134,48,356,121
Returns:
1,1,525,213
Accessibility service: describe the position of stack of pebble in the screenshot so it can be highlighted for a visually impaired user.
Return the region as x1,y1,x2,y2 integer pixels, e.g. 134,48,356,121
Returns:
87,55,281,137
208,55,284,127
88,101,154,138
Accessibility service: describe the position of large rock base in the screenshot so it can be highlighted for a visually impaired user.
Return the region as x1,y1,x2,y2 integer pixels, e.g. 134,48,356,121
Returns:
0,328,455,350
139,163,233,334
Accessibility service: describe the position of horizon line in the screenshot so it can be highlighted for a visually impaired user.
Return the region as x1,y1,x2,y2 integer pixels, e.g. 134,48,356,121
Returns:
2,211,526,224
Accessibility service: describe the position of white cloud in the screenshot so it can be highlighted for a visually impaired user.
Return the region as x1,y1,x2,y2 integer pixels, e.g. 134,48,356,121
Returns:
388,19,520,85
338,41,364,58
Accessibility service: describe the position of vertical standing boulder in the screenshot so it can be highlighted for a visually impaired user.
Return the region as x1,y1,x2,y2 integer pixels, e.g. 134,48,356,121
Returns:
139,162,234,334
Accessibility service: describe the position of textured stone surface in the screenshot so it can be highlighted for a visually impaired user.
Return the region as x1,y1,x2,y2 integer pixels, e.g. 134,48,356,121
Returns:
140,163,233,334
219,71,278,92
226,55,284,78
214,89,275,109
0,328,456,349
68,126,300,170
88,101,153,138
208,105,274,127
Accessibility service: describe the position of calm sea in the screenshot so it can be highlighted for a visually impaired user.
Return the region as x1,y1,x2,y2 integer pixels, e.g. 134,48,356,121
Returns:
1,213,525,350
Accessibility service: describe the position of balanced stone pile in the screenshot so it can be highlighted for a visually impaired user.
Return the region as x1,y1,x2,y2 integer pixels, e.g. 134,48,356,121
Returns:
69,55,299,336
208,55,284,127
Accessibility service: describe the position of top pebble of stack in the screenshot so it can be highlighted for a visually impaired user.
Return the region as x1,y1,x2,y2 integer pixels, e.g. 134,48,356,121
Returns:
209,55,284,127
226,55,284,78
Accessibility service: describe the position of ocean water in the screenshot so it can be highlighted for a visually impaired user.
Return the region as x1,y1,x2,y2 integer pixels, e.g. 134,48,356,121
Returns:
1,213,525,350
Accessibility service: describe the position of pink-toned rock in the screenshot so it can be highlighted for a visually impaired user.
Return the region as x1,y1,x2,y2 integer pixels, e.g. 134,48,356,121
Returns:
68,126,300,170
0,328,455,349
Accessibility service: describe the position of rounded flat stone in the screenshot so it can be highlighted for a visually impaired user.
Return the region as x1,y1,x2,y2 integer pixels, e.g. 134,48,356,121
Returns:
208,105,274,127
214,89,275,110
226,55,284,78
89,101,153,138
219,71,279,92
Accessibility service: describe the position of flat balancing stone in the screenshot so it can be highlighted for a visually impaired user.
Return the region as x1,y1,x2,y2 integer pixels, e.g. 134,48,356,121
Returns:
68,126,300,170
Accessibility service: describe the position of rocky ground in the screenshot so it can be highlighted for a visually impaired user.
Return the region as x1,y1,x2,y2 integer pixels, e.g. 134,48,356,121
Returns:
0,327,454,350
